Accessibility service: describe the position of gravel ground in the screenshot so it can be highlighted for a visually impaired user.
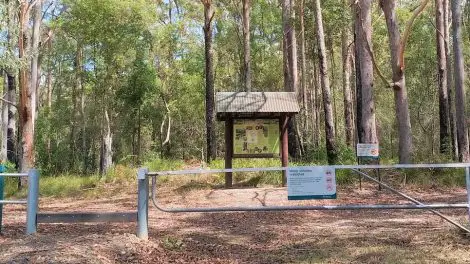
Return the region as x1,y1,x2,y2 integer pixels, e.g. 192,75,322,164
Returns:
1,183,470,263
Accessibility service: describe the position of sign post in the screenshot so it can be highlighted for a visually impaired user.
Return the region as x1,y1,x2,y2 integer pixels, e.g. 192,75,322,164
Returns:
287,166,336,200
356,143,380,190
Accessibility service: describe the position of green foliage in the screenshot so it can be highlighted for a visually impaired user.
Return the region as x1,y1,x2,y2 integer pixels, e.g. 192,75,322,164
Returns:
161,236,184,251
4,0,469,185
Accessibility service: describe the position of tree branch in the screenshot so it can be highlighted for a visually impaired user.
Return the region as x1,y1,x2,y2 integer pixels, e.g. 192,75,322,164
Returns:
0,97,18,108
399,0,430,70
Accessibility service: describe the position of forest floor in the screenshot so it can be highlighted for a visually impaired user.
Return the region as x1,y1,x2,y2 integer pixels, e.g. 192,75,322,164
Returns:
1,181,470,264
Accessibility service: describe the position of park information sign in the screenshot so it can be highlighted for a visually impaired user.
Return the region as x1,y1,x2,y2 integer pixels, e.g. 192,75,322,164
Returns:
287,166,337,200
233,119,280,156
356,143,379,158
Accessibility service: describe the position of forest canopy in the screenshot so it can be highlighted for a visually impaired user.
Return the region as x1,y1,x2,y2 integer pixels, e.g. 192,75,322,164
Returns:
1,0,470,176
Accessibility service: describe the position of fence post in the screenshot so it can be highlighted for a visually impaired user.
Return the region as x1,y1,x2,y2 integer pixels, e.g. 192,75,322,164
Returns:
466,167,470,223
26,169,39,235
137,167,149,240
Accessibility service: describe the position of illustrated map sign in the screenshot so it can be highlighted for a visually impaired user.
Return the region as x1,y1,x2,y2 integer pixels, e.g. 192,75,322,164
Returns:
233,119,279,156
356,143,379,158
287,166,337,200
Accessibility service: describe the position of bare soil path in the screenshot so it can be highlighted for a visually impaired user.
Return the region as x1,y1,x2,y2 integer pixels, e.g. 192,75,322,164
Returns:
1,184,470,263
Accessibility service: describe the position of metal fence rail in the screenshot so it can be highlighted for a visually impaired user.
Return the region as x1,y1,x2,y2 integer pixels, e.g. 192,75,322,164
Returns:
0,170,39,234
136,163,470,239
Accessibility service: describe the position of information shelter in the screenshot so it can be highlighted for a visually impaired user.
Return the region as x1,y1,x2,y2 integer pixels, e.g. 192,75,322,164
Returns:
216,92,300,187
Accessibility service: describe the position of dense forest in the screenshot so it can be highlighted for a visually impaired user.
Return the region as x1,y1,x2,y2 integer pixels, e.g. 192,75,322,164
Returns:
1,0,470,178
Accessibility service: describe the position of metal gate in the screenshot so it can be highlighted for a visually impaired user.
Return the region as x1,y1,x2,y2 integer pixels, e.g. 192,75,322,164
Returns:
136,163,470,240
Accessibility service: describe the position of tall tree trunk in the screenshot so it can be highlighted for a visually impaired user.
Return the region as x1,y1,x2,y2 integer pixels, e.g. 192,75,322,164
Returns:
71,45,83,170
354,11,363,145
18,0,33,176
444,0,458,160
314,0,337,164
380,0,414,164
45,32,53,165
282,0,299,157
242,0,251,92
329,39,338,136
436,0,451,154
299,0,308,148
7,74,17,168
282,0,298,92
5,0,18,170
30,0,41,140
313,54,321,148
79,45,87,172
342,3,354,148
356,0,378,145
451,0,470,162
99,109,113,175
202,0,216,163
1,72,8,161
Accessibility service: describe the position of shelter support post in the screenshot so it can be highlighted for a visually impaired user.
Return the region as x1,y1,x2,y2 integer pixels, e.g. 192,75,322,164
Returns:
280,115,289,186
225,118,233,188
137,168,149,240
26,169,39,235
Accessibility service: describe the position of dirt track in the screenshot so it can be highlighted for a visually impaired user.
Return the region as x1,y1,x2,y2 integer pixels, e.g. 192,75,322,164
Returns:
1,184,470,263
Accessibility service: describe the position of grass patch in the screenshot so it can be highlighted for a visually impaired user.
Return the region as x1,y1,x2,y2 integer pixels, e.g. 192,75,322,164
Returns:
3,174,102,199
3,165,139,199
397,168,466,187
39,174,100,197
3,157,466,200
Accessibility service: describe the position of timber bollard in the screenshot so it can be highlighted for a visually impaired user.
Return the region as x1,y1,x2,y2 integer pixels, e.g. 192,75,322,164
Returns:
137,168,149,240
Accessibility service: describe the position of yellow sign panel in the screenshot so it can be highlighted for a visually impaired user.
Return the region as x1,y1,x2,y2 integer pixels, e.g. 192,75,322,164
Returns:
233,119,280,156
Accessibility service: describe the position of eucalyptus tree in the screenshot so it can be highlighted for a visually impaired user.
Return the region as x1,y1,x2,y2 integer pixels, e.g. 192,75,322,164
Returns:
342,0,353,148
435,0,450,154
379,0,431,163
444,0,457,160
354,0,378,148
201,0,216,163
451,0,469,162
314,0,337,164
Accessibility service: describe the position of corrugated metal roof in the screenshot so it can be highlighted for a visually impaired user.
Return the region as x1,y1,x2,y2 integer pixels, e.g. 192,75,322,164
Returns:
216,92,300,114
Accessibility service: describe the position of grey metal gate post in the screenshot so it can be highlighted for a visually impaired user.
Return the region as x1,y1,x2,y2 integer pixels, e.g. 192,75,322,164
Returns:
466,167,470,222
26,169,39,235
137,168,149,240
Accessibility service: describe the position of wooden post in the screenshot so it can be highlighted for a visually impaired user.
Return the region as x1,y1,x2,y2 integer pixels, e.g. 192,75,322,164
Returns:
280,115,289,186
225,117,233,188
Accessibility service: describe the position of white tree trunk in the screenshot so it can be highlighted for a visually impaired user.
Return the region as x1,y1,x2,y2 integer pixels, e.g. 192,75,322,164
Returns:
100,109,113,174
1,73,8,161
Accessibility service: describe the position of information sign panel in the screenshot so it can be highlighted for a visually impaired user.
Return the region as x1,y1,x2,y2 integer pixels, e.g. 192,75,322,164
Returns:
356,143,379,158
287,166,336,200
233,119,279,156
